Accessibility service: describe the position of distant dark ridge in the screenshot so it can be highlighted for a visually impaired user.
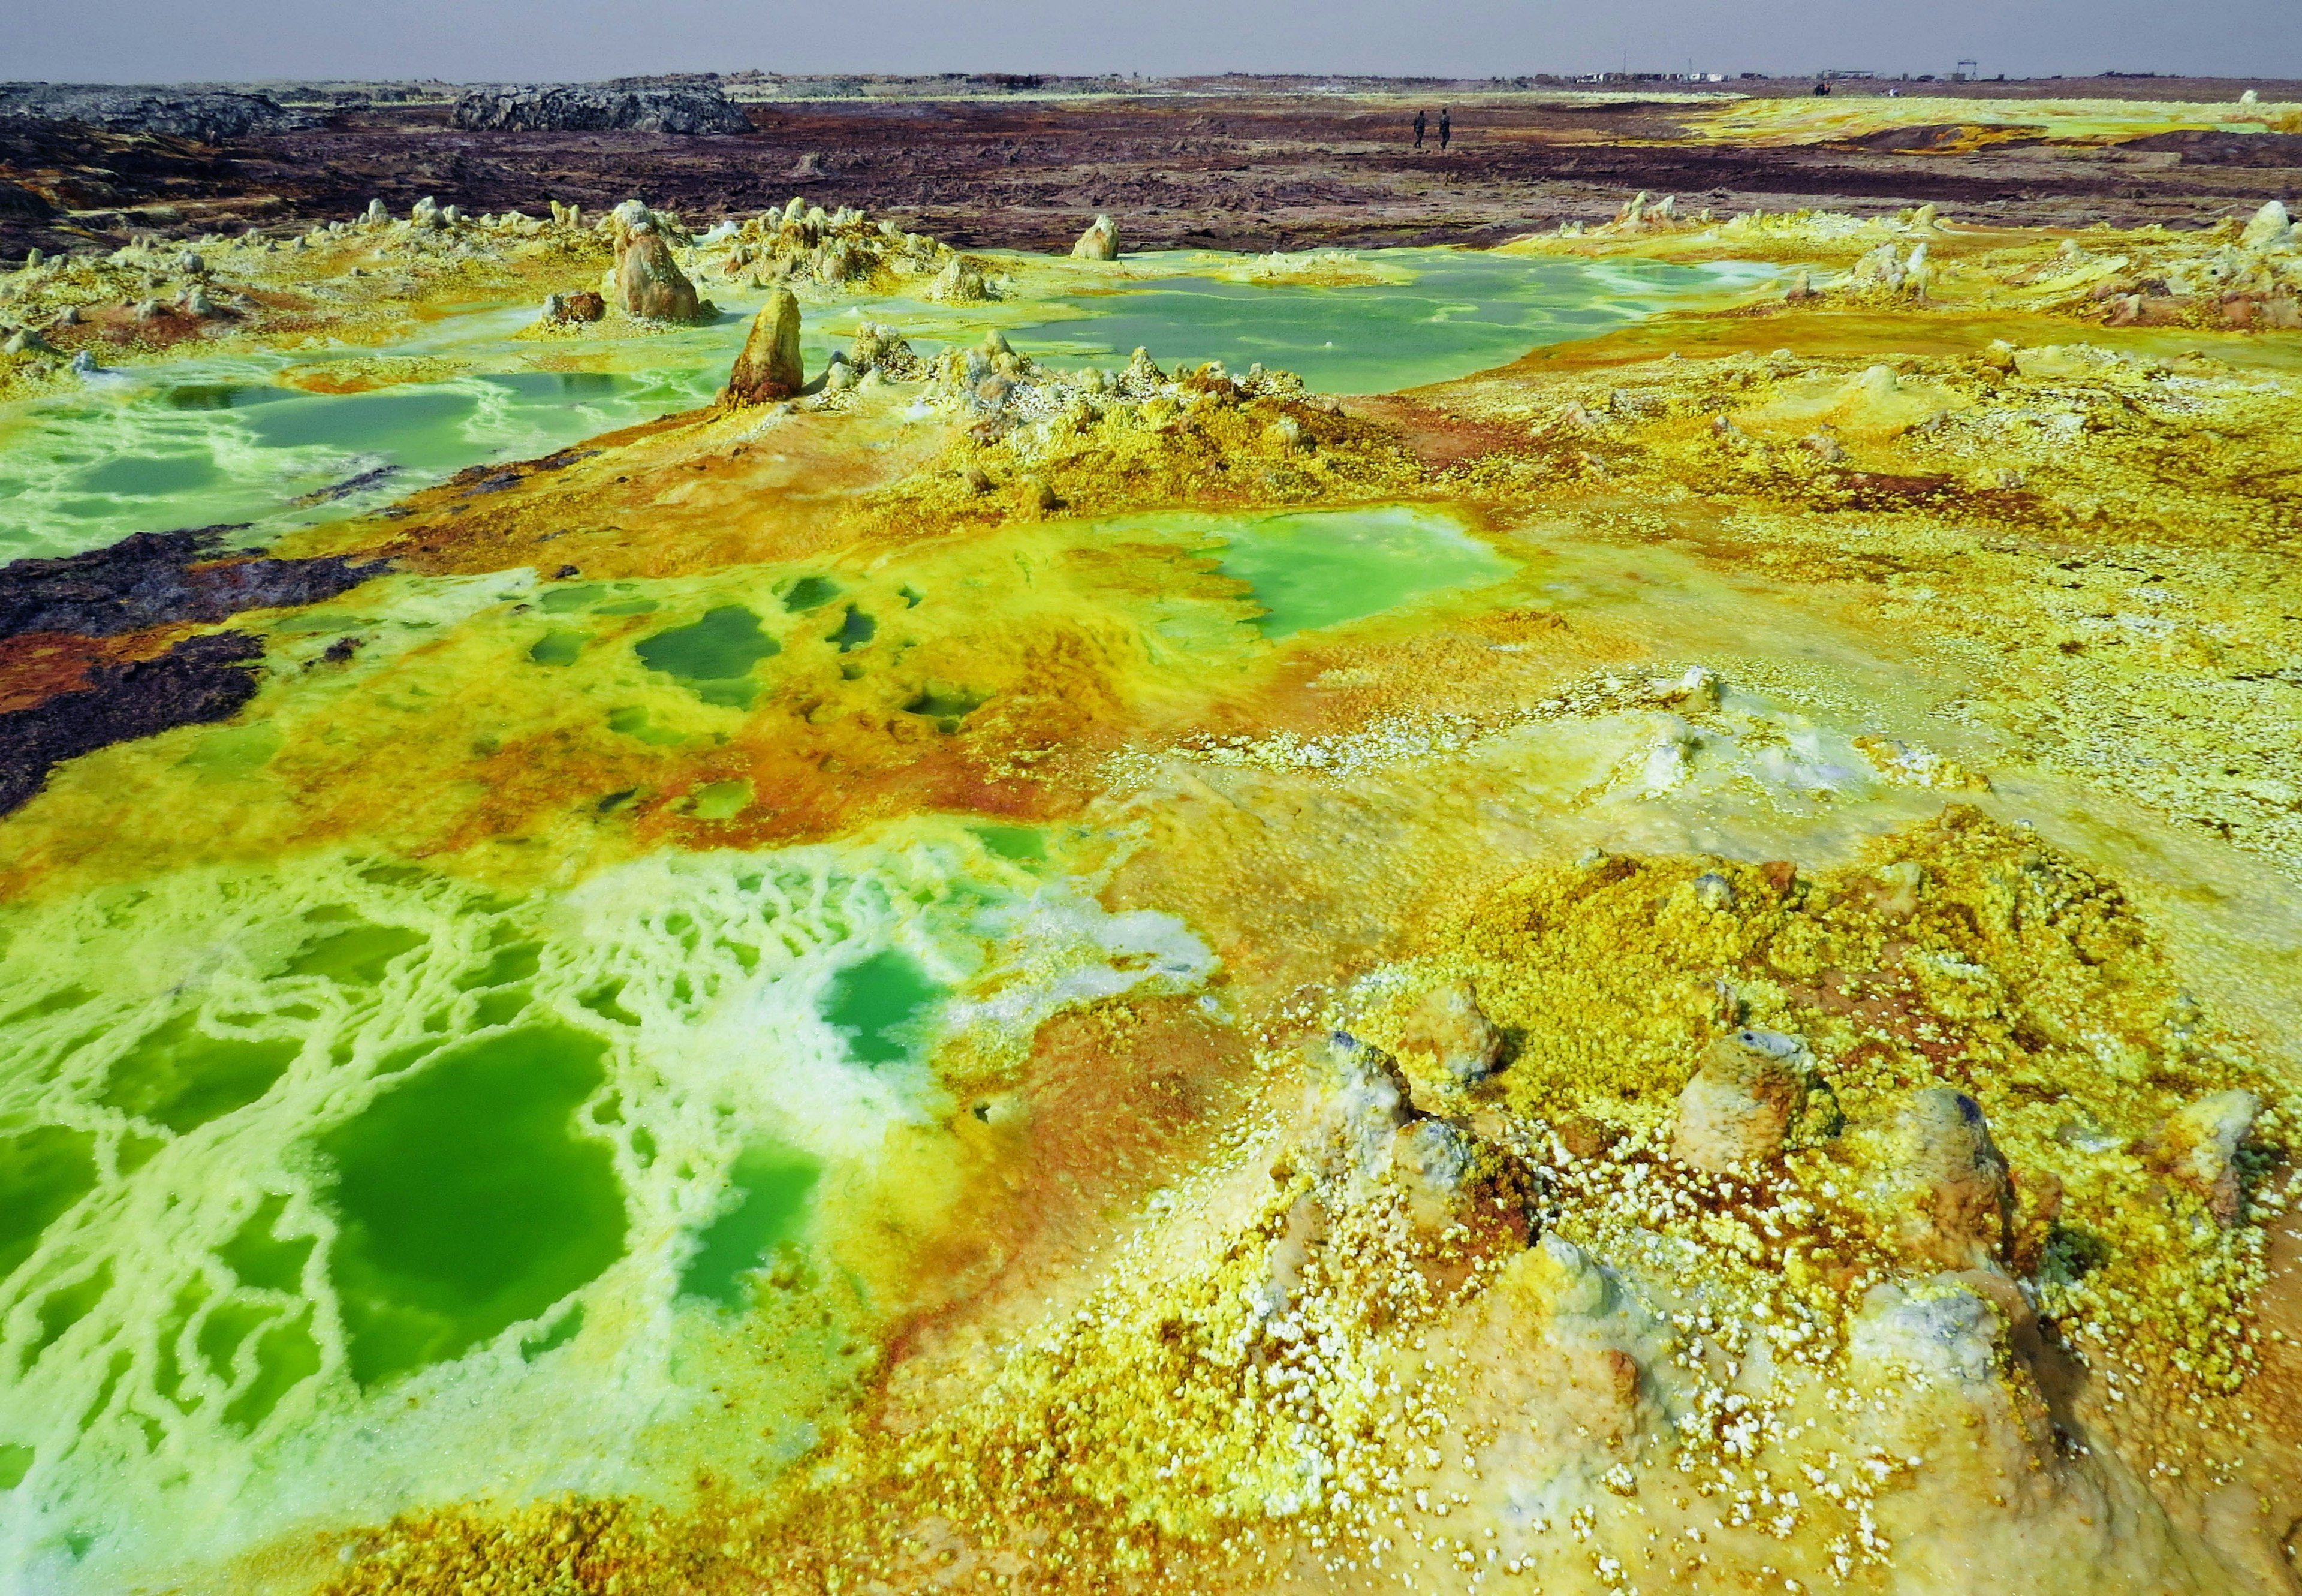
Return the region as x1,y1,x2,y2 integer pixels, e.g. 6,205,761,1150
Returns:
0,83,311,141
453,79,752,135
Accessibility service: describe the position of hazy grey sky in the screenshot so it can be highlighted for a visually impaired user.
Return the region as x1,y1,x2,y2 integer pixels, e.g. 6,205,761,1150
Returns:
17,0,2301,86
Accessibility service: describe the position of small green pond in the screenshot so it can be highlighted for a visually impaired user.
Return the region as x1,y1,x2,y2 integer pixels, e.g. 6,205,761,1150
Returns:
318,1025,628,1388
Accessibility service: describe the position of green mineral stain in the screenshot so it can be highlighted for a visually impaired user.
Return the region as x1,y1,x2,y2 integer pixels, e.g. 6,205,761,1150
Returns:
592,598,659,616
270,611,373,636
99,1014,300,1134
0,1127,98,1281
824,950,943,1067
1204,507,1514,640
519,1303,584,1362
679,1149,819,1308
606,706,687,745
972,825,1045,862
218,1196,315,1293
180,722,283,782
538,584,606,614
782,577,839,612
832,607,875,651
635,606,779,710
529,630,587,666
685,779,752,820
31,1265,110,1362
282,921,427,984
320,1025,628,1387
0,1444,32,1490
221,1307,321,1433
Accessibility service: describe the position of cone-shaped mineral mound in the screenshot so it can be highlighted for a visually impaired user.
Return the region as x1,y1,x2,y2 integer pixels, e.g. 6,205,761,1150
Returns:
1071,213,1120,261
724,288,804,403
613,227,703,324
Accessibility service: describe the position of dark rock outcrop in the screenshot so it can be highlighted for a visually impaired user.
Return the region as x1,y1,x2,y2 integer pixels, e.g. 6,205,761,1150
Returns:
2116,130,2302,167
453,80,751,135
0,526,388,641
0,84,309,142
0,631,264,815
0,180,53,221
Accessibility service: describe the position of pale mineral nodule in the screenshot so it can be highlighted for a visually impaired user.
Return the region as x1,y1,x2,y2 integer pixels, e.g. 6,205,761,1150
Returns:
1,84,2301,1596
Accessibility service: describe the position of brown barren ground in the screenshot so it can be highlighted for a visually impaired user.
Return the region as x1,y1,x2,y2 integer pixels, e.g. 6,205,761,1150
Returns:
6,77,2301,259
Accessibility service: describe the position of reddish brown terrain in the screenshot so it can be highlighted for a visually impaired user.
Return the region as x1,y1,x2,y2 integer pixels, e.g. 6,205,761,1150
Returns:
5,74,2299,260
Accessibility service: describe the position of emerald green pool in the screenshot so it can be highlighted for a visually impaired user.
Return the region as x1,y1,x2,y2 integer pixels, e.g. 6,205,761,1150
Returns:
1087,503,1516,637
1207,505,1517,637
1022,251,1776,392
635,605,782,709
678,1148,819,1308
319,1025,627,1388
823,949,945,1067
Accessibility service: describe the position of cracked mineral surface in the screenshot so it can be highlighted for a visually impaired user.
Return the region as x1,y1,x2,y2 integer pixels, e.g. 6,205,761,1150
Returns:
2,82,2301,1596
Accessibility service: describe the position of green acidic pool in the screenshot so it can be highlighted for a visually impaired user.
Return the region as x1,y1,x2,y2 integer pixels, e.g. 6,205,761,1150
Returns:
822,949,945,1067
1209,505,1517,637
0,249,1765,564
318,1025,628,1388
1085,504,1515,638
678,1148,819,1308
1020,251,1777,392
0,1128,99,1282
634,605,782,709
0,345,725,564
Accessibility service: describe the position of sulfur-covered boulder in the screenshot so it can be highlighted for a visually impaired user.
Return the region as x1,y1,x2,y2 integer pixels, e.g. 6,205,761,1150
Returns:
615,226,703,323
1396,979,1506,1086
1671,1028,1809,1173
1071,214,1120,261
1869,1089,2014,1270
2241,198,2294,252
724,288,803,402
2149,1088,2259,1224
926,254,993,303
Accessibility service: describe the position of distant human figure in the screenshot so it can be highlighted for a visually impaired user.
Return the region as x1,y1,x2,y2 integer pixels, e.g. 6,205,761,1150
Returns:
1814,81,1832,96
1440,108,1451,150
1414,109,1426,149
